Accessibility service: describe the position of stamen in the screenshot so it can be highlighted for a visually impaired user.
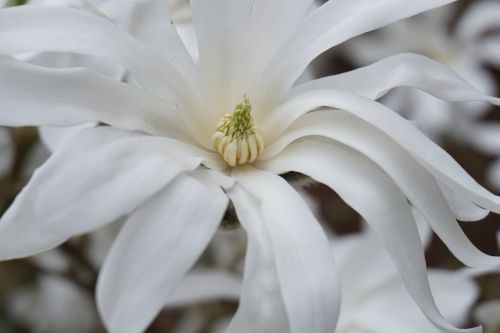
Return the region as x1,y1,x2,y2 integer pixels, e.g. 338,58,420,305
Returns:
212,96,264,167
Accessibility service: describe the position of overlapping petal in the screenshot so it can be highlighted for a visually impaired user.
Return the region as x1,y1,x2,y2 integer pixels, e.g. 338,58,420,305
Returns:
0,5,195,101
262,111,498,268
164,269,241,307
97,173,228,333
264,89,500,214
258,138,480,332
0,127,204,260
290,53,500,104
226,185,290,333
232,167,340,333
191,0,254,124
257,0,458,110
98,0,198,81
0,56,193,141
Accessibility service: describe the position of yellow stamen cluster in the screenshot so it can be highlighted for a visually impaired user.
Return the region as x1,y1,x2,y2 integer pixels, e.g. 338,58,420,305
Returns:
212,96,264,167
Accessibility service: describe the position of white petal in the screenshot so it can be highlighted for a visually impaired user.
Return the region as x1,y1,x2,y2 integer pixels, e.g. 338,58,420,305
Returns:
164,269,241,307
38,124,97,153
438,182,489,222
191,0,254,124
264,89,500,214
245,0,315,108
0,56,191,141
0,6,195,100
332,230,399,307
232,166,340,333
226,185,290,333
0,127,203,260
258,139,480,332
257,0,457,110
97,174,228,333
263,111,499,269
290,53,500,103
98,0,198,82
456,0,500,40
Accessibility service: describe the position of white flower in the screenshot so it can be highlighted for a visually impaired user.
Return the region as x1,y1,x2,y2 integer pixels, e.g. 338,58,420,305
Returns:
334,229,479,333
0,1,499,332
341,1,500,140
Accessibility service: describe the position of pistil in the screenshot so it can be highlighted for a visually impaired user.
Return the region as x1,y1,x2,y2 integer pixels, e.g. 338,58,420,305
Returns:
212,96,264,167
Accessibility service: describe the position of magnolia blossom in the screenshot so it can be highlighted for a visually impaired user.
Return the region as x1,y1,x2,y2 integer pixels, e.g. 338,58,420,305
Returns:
0,1,500,332
341,1,500,140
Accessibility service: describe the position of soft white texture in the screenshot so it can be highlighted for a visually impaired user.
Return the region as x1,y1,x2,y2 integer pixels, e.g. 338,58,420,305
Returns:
0,1,498,332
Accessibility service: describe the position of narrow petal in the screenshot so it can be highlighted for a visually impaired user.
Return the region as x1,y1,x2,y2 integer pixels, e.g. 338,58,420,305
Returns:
232,167,340,333
226,185,290,333
0,6,195,100
264,89,500,214
290,53,500,103
438,183,489,222
262,111,499,269
258,139,480,332
257,0,457,109
245,0,315,106
0,55,192,141
164,269,241,307
0,127,203,260
191,0,254,124
98,0,198,82
97,174,228,333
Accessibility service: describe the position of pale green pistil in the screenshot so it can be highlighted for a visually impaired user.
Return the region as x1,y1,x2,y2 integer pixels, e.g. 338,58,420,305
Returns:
212,96,264,167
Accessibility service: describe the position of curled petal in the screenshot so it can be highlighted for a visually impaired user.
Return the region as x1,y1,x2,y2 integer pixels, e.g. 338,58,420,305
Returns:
231,167,341,333
258,139,481,333
257,0,457,110
290,53,500,103
264,89,500,214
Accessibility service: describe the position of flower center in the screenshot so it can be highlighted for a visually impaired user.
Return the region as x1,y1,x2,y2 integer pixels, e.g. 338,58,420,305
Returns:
211,96,264,167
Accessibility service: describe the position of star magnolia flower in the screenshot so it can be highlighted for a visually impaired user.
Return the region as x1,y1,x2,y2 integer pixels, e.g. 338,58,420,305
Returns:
0,1,500,332
341,1,500,140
